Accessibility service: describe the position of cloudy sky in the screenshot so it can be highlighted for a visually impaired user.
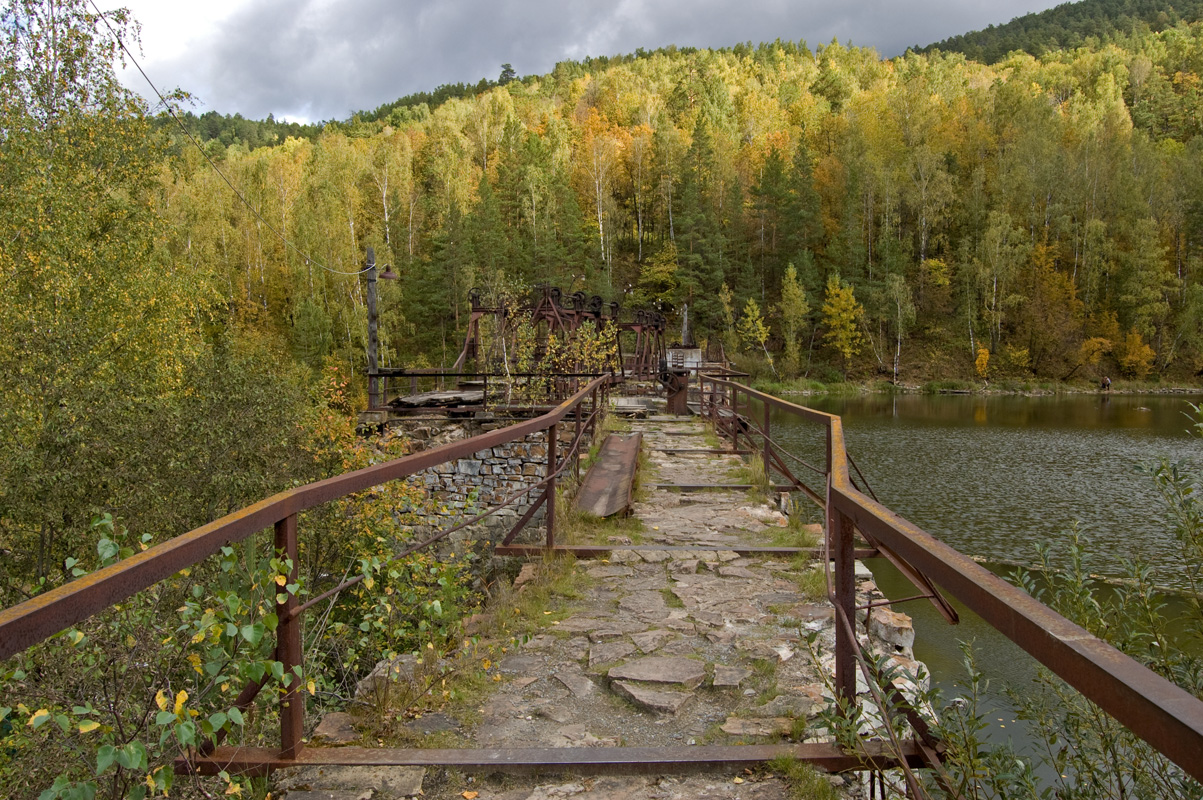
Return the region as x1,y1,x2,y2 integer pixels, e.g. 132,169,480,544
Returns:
102,0,1063,124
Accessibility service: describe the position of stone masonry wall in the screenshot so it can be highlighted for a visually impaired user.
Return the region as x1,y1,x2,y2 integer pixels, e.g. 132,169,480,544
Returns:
389,417,556,553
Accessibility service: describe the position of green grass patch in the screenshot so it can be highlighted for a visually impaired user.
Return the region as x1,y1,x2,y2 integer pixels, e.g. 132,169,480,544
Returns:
795,565,828,603
768,755,841,800
661,587,685,608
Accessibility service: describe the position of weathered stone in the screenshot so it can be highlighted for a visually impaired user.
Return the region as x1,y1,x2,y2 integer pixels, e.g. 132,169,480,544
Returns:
500,654,544,674
689,610,724,627
868,607,915,650
717,550,741,562
555,616,610,633
589,641,637,666
712,665,752,687
275,766,424,799
669,559,699,574
749,685,825,719
717,565,757,579
607,656,706,690
310,712,359,745
630,629,676,653
607,549,641,564
278,791,371,800
705,629,737,645
588,629,624,643
738,506,789,527
456,459,484,476
554,671,596,698
514,563,539,589
637,549,672,563
611,680,694,715
587,565,635,579
354,654,418,700
618,590,668,618
854,561,874,580
720,716,793,736
536,705,572,724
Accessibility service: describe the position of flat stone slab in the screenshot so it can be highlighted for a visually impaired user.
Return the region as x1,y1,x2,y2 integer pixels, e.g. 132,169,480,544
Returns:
311,712,359,745
587,565,635,579
718,565,758,579
589,641,637,666
555,671,597,698
500,654,544,674
630,629,676,653
612,680,694,715
618,590,668,619
588,629,625,642
275,766,424,799
720,716,794,737
607,656,706,689
712,665,753,687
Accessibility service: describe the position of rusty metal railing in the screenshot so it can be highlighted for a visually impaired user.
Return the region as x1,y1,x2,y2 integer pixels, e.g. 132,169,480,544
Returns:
0,375,614,774
699,374,1203,785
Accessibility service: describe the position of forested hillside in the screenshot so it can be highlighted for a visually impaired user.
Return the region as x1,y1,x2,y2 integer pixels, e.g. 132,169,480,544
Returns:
5,0,1203,585
154,23,1203,385
919,0,1203,62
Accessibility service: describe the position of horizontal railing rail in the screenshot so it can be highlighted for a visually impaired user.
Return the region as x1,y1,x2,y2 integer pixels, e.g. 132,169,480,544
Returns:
699,374,1203,785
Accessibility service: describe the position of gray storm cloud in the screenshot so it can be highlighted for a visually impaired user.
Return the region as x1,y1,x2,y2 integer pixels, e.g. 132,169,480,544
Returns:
138,0,1059,121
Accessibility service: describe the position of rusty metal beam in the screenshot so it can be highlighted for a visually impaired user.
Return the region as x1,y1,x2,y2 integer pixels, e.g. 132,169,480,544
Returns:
494,544,880,559
649,484,799,492
177,742,927,778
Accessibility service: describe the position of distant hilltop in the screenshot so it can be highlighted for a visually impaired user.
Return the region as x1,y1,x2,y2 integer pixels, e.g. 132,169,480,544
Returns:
916,0,1203,62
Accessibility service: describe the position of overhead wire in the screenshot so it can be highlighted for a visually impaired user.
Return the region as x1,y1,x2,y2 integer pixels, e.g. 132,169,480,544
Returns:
87,0,373,277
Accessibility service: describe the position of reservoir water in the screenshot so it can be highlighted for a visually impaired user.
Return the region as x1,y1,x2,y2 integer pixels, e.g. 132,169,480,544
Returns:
768,391,1202,770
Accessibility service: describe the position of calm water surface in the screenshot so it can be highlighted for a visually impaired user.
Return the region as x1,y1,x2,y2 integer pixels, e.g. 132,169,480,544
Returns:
773,392,1202,581
770,392,1202,768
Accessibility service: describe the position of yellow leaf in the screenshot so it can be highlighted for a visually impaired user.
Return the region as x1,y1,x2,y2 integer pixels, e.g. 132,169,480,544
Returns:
190,631,206,644
79,720,101,734
155,691,169,711
27,709,50,727
275,575,287,586
173,690,188,715
462,793,479,799
307,678,316,695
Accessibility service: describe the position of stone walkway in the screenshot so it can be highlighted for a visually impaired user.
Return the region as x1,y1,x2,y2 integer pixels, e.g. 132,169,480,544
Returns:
276,416,925,800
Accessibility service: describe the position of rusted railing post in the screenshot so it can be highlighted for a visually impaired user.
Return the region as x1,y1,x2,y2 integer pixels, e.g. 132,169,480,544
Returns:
545,423,557,548
574,401,583,482
274,514,304,760
829,504,857,707
763,401,771,479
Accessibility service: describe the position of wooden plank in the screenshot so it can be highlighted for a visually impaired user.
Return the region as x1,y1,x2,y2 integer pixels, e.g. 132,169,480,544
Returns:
574,433,642,517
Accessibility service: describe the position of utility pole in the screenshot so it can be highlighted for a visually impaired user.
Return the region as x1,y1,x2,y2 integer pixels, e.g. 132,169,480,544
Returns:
366,247,379,409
